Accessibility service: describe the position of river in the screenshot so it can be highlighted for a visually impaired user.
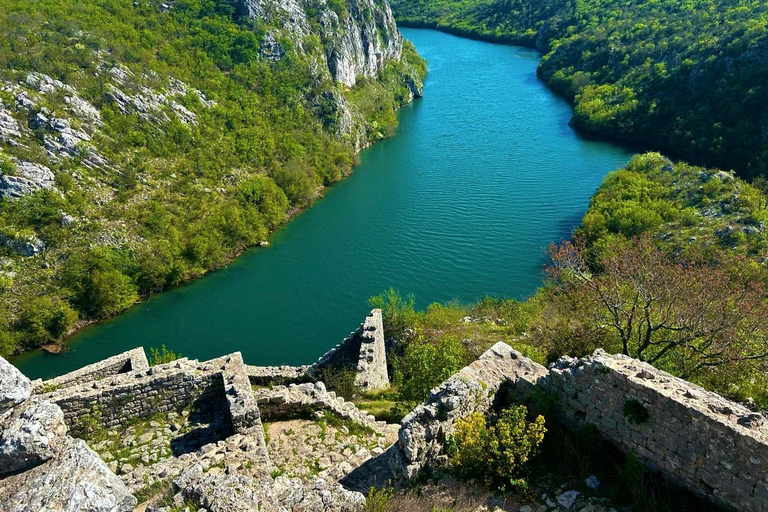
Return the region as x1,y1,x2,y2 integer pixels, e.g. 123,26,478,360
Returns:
12,29,636,379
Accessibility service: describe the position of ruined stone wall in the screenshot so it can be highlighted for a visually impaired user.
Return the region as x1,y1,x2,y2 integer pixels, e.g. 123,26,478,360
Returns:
255,382,382,429
45,357,227,437
343,345,768,512
32,347,149,393
547,350,768,512
342,342,545,492
353,309,389,392
244,364,310,386
310,309,389,392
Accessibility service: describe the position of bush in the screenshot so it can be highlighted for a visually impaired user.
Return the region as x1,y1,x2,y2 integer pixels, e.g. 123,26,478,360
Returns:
397,335,468,402
369,288,418,341
149,345,182,366
17,296,78,349
450,406,546,488
84,269,139,318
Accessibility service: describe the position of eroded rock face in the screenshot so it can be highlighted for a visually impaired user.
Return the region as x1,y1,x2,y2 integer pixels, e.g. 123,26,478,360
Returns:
0,396,68,475
242,0,402,87
0,233,45,257
0,160,55,200
0,438,137,512
0,357,31,414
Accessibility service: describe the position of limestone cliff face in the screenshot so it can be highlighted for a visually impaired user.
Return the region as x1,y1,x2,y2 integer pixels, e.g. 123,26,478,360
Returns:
242,0,403,87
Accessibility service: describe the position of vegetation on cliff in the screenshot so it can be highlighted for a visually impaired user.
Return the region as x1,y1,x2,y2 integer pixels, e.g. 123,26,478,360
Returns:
391,0,768,178
375,153,768,421
0,0,425,358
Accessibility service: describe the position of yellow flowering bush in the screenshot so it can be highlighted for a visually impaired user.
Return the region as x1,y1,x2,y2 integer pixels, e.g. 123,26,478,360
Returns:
450,406,546,487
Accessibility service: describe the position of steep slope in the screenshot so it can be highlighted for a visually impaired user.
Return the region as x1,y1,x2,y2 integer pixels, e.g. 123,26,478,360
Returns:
391,0,768,179
0,0,425,357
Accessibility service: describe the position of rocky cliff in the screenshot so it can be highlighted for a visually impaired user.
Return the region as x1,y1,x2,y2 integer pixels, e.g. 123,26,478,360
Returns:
0,0,425,359
243,0,404,88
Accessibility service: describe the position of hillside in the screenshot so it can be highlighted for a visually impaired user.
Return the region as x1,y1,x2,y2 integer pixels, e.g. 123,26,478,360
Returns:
0,0,425,357
390,0,768,178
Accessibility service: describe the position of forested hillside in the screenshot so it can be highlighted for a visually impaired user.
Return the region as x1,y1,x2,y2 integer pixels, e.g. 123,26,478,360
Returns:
0,0,425,357
391,0,768,178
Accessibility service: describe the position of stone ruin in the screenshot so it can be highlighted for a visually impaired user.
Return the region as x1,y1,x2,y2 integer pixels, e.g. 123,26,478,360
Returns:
0,308,766,512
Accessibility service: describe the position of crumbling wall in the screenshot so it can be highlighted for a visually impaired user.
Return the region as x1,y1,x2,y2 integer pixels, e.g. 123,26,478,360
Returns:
310,309,390,392
32,347,149,393
342,342,546,492
45,357,227,437
255,381,382,429
353,309,389,392
343,345,768,512
547,350,768,512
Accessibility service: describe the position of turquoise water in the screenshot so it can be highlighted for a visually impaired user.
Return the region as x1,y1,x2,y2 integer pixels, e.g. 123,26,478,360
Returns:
13,29,635,379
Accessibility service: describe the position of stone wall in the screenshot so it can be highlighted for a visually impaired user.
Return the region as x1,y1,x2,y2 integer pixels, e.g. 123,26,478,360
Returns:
342,342,544,492
0,356,136,512
44,356,228,437
353,309,389,392
342,344,768,512
546,350,768,512
255,381,383,430
32,347,149,393
310,308,389,392
244,364,310,386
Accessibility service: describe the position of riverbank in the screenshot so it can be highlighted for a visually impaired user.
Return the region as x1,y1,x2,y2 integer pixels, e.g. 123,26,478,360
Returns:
11,29,636,380
391,0,768,178
0,0,426,361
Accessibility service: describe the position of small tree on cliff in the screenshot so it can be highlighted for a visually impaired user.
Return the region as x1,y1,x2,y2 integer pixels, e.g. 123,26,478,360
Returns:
540,236,768,379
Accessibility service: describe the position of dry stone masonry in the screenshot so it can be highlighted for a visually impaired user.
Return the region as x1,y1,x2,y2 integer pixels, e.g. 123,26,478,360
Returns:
0,356,135,512
3,309,767,511
31,347,148,393
546,350,768,512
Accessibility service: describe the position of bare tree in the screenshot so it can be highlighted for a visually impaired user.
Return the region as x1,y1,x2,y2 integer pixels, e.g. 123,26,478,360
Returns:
542,236,768,378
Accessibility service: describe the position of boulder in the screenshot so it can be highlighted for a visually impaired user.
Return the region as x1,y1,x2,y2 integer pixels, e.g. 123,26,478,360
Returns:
0,160,55,200
0,437,137,512
0,396,68,475
0,233,45,257
0,356,31,414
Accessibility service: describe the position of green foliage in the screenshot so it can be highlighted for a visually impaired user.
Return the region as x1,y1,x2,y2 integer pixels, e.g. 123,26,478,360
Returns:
449,406,546,488
623,399,650,425
314,365,358,399
396,335,468,402
16,296,78,349
0,0,423,356
149,345,181,366
364,486,393,512
391,0,768,178
369,287,418,341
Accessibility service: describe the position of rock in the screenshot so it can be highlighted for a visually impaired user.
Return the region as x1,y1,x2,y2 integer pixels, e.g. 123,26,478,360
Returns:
0,438,137,512
0,356,31,413
0,396,68,475
0,233,45,257
0,160,55,199
0,107,22,142
585,475,600,489
175,465,365,512
242,0,402,87
557,490,581,509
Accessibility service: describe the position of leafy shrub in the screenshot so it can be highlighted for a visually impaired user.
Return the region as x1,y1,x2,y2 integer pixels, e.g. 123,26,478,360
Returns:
149,345,181,366
396,335,468,402
84,269,139,318
450,406,546,487
364,486,393,512
17,296,78,349
369,287,418,341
